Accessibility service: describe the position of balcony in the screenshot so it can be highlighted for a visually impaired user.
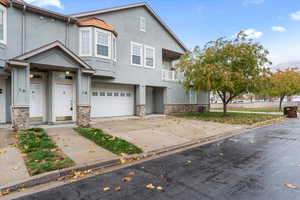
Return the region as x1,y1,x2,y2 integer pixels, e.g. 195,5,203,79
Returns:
162,69,178,82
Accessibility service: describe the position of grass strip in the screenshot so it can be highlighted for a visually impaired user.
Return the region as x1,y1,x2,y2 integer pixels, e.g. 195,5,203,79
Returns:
74,127,143,155
17,128,74,175
175,112,282,125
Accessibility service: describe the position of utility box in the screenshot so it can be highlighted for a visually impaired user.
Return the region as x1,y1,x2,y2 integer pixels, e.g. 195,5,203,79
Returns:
284,106,298,118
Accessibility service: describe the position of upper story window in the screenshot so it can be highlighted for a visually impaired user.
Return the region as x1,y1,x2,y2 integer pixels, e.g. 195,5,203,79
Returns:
0,5,7,44
131,42,143,66
78,18,118,60
79,28,92,56
96,30,111,58
144,45,155,68
140,17,146,32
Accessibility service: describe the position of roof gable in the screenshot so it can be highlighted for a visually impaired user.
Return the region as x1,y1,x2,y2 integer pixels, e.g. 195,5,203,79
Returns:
12,41,95,73
71,3,188,52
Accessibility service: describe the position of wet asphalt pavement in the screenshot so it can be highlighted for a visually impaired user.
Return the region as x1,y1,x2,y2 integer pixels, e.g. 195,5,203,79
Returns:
16,119,300,200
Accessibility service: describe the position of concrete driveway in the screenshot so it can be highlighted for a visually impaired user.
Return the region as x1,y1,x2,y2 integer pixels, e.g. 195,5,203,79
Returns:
93,116,245,152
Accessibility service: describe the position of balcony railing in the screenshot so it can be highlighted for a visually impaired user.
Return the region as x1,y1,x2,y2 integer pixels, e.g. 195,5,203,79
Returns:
162,69,178,81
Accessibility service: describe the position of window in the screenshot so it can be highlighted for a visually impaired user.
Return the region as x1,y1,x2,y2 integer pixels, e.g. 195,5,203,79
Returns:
131,42,143,66
144,45,155,68
126,93,131,97
96,30,111,58
121,93,125,97
79,28,92,56
114,92,119,97
190,89,198,104
0,5,7,44
92,92,98,96
99,92,105,96
112,36,117,61
140,17,146,32
107,92,113,96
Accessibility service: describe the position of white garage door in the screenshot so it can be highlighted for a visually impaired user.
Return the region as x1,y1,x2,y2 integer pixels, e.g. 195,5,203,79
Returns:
91,84,135,118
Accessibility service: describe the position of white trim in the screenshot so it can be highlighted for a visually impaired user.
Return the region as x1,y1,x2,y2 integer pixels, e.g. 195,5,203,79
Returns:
144,45,155,68
79,27,92,57
139,16,146,32
95,29,112,59
0,4,7,45
112,35,117,61
130,41,143,67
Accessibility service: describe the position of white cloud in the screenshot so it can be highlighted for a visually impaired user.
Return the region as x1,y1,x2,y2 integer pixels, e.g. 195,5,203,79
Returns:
243,0,265,5
24,0,64,9
242,29,264,39
272,26,287,32
291,11,300,21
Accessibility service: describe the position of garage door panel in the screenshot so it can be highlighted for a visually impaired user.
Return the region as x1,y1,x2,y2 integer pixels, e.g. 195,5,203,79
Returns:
91,84,134,118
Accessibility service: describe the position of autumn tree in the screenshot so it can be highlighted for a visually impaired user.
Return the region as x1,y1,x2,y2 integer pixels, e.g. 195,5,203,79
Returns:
177,32,271,114
266,68,300,110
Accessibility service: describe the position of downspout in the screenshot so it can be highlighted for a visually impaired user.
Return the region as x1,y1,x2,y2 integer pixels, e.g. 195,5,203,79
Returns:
65,17,71,47
21,2,26,54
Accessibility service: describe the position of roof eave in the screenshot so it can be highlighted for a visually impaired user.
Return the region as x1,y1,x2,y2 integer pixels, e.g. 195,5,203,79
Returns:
11,0,77,23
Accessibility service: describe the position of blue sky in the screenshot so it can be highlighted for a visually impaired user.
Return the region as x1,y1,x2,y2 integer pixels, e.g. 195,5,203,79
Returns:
25,0,300,66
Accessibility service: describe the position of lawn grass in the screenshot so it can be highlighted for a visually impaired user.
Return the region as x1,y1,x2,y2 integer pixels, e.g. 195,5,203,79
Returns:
175,112,282,125
17,128,74,175
74,127,143,155
212,107,280,113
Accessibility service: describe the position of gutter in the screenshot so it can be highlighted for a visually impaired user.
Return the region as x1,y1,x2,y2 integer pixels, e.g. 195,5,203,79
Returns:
11,0,77,23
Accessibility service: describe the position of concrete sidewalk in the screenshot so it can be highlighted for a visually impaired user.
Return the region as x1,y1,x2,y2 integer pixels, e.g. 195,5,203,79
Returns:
46,127,118,164
0,129,30,186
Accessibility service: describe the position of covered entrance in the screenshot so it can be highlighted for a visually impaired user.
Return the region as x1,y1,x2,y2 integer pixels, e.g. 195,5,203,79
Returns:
145,86,165,115
6,41,95,130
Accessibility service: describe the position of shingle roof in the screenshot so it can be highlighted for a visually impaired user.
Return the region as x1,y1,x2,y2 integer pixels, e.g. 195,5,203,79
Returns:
77,18,118,36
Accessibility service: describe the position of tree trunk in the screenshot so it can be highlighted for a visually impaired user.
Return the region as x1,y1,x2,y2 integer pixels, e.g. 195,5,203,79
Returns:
279,96,285,111
223,101,228,115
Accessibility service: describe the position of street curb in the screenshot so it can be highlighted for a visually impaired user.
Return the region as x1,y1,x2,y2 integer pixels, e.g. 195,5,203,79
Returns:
1,118,287,195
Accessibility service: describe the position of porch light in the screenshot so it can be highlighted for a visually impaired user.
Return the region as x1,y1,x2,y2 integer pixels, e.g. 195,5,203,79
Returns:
65,71,70,75
29,74,34,78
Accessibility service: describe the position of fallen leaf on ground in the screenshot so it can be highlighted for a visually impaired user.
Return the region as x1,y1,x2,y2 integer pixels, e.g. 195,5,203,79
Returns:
285,184,297,189
88,150,96,153
103,187,110,191
156,186,163,190
13,166,20,171
115,186,122,191
0,189,10,196
122,177,133,182
128,171,136,176
146,184,155,189
120,153,128,157
0,150,7,155
50,148,58,152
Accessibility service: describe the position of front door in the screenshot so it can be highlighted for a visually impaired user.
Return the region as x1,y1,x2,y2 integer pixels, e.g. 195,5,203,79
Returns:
30,83,44,121
55,84,73,121
0,79,6,123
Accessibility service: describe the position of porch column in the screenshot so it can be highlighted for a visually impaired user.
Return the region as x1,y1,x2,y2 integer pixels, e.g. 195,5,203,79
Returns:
135,85,146,116
76,70,91,126
11,63,30,130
